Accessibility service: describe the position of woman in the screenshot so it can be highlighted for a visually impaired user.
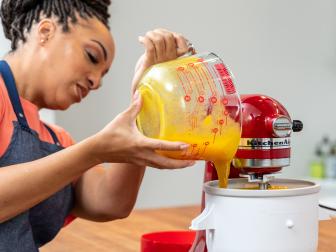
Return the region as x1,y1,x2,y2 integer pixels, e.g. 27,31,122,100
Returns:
0,0,194,250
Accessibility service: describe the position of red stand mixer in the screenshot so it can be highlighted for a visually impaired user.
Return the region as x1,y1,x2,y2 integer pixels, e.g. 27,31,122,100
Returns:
190,94,303,252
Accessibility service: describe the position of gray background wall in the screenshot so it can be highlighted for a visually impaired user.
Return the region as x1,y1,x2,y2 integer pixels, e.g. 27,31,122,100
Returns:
1,0,336,208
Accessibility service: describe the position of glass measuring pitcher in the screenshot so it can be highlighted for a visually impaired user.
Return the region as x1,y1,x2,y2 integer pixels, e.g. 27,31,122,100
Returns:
136,52,242,162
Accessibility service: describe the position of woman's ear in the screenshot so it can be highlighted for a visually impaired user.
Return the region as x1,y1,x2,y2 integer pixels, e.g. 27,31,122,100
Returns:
38,19,56,45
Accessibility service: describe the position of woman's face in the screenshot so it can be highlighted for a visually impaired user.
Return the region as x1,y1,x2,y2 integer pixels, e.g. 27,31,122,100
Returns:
34,16,115,110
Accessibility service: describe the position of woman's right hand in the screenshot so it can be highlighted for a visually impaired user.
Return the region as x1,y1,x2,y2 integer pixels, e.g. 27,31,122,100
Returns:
90,91,195,169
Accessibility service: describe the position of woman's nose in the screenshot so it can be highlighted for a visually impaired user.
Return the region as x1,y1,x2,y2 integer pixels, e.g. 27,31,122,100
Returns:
87,74,102,90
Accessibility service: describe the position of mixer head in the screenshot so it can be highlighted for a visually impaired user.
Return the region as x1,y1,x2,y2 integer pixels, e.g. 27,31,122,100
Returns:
232,94,303,189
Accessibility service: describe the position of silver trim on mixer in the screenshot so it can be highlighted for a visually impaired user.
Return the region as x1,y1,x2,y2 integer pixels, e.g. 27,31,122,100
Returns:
232,158,290,168
238,137,290,150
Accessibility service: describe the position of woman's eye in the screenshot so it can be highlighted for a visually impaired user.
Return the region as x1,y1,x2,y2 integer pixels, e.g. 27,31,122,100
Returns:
87,51,99,64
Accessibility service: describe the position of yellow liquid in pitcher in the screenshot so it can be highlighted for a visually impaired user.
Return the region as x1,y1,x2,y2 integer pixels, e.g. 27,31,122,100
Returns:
156,119,240,189
137,56,241,188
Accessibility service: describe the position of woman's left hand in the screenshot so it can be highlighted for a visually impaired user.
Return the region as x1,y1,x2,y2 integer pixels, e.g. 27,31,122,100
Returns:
131,28,190,94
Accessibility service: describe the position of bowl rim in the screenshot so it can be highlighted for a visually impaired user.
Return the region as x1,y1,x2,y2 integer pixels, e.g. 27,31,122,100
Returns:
204,178,320,197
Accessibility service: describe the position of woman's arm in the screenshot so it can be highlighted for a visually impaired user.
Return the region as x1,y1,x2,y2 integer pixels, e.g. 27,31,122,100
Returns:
0,136,98,223
71,163,146,221
0,96,192,223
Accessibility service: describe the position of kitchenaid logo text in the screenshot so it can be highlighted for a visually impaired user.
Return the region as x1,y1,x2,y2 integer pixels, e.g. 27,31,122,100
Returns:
239,138,291,149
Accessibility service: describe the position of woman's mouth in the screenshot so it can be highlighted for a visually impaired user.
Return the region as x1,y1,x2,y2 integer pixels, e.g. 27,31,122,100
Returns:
75,84,88,102
75,85,83,102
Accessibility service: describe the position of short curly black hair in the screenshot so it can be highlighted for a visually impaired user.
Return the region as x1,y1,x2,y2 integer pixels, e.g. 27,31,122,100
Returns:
0,0,111,51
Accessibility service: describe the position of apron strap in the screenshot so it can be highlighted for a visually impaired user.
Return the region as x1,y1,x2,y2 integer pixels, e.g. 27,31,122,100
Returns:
0,60,32,133
43,123,61,146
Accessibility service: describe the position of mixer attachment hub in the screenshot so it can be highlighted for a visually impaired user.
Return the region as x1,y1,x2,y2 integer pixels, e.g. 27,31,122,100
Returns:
239,172,281,190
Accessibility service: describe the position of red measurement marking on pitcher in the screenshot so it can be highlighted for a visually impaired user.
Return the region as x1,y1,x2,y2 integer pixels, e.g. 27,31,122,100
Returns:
203,62,219,97
193,64,206,95
190,115,198,130
221,98,228,105
218,119,225,135
183,70,196,95
214,63,236,95
188,68,202,95
220,98,229,116
223,111,229,125
197,96,205,103
200,141,210,156
199,65,216,95
176,68,192,96
184,95,191,102
212,128,219,143
210,96,218,104
176,66,194,95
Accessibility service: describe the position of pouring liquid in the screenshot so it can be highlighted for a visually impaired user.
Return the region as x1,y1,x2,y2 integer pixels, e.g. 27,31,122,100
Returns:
213,161,231,188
